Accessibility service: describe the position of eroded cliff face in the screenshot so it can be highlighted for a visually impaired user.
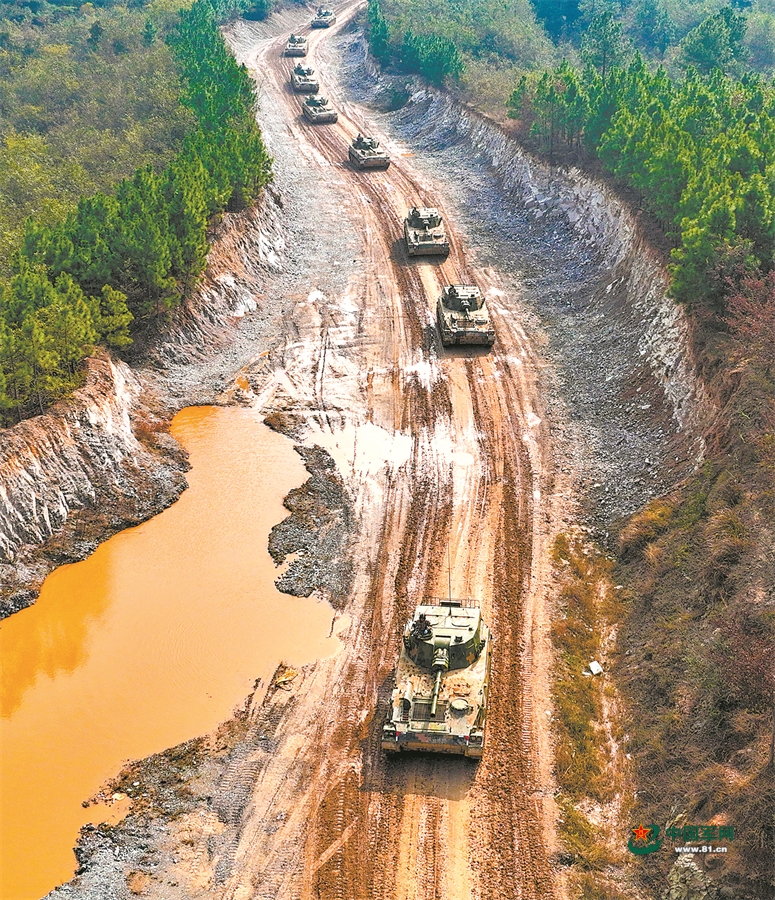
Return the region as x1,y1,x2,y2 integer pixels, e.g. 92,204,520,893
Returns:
150,191,287,369
0,191,291,619
0,355,188,617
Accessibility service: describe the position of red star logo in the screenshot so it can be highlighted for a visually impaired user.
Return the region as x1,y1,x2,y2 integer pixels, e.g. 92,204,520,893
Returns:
632,824,651,842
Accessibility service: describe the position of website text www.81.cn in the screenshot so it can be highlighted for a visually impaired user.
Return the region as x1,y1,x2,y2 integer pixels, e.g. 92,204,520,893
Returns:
674,845,728,854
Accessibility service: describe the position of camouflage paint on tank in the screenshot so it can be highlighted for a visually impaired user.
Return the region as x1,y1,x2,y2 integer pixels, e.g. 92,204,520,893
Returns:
311,7,336,27
291,63,320,93
284,33,308,56
404,207,450,256
437,285,495,347
382,599,491,758
349,134,391,170
302,95,338,123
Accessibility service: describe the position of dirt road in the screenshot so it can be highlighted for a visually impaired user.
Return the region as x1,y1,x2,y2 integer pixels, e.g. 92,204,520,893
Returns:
188,6,571,899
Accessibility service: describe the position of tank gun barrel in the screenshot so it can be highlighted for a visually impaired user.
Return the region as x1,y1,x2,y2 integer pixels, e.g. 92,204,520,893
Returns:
430,668,443,718
429,645,449,718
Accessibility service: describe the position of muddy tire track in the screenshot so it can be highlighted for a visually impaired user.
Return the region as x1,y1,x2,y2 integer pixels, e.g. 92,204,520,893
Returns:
215,7,567,900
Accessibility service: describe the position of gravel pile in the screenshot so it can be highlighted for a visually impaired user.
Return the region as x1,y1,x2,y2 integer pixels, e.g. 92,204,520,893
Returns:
268,445,354,606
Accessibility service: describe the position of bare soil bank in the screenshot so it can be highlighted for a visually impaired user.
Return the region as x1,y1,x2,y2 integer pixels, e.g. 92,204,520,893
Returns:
0,355,188,618
0,195,296,621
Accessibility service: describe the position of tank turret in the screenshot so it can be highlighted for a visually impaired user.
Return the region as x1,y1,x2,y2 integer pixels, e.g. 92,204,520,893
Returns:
403,206,450,256
437,284,495,347
382,599,491,757
348,133,390,170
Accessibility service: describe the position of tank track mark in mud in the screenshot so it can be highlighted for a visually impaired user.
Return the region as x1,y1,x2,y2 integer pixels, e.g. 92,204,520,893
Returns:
437,284,495,347
348,134,390,170
284,33,308,56
404,206,450,257
382,599,491,758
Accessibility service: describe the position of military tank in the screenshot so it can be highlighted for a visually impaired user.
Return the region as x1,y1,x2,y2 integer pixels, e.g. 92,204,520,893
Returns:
404,207,450,256
311,6,336,26
349,134,390,170
437,285,495,347
284,33,308,56
382,599,491,758
302,95,338,123
291,63,319,93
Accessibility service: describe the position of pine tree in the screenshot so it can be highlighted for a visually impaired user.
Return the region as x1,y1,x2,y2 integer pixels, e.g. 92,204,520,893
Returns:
581,11,627,81
367,0,391,63
21,312,61,414
679,7,749,75
92,285,133,349
0,317,13,424
0,320,31,422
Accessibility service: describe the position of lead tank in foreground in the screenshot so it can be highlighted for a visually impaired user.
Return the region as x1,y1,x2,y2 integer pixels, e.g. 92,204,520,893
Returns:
382,599,491,758
403,206,450,256
437,284,495,347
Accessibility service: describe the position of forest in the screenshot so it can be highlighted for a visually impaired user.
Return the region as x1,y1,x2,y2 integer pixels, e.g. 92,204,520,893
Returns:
370,0,775,108
507,53,775,307
0,0,199,271
0,0,272,422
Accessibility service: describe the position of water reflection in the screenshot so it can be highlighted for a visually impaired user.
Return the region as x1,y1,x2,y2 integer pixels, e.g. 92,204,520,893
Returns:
1,565,111,718
0,407,340,900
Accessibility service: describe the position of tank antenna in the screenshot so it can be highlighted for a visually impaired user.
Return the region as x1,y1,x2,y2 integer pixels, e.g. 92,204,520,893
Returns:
447,545,452,604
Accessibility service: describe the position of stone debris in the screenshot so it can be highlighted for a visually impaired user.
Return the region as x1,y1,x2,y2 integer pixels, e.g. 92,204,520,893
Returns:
661,855,721,900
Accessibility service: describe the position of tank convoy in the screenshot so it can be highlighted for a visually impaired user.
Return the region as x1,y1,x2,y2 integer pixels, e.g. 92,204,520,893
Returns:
382,599,491,758
302,95,338,124
291,63,319,93
437,284,495,347
404,206,450,256
349,134,391,170
284,33,308,56
311,6,336,26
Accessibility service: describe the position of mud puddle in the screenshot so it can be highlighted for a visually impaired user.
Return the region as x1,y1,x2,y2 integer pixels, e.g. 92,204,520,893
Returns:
0,407,342,900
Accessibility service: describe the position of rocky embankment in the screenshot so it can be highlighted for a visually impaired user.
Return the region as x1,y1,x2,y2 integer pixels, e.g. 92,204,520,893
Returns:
268,444,354,604
0,356,187,618
0,192,291,620
335,32,716,528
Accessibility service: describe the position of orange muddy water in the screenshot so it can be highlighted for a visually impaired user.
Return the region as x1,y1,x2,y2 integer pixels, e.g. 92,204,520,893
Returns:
0,407,341,900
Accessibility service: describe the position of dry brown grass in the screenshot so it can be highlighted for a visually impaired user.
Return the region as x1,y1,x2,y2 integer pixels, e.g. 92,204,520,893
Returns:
550,532,629,886
617,500,674,559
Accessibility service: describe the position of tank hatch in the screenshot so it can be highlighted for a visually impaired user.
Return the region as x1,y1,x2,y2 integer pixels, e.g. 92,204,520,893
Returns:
403,602,484,670
407,207,443,228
